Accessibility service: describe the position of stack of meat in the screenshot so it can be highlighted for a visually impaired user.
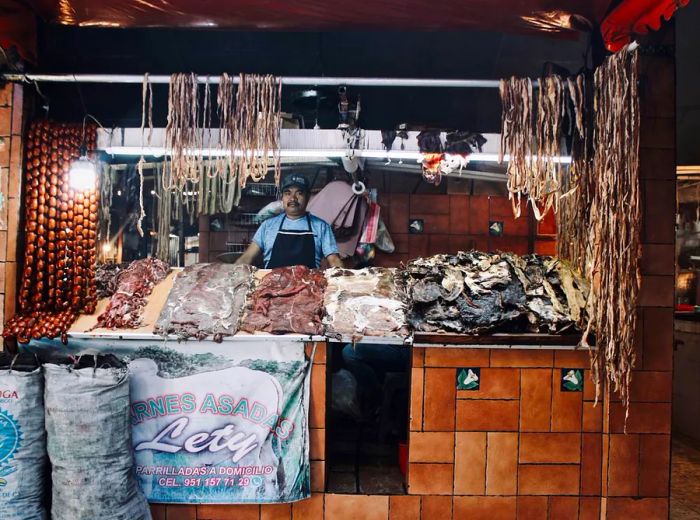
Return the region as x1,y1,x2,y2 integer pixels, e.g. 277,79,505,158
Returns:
154,263,255,341
403,251,588,335
95,263,127,299
323,267,409,340
93,258,170,329
241,265,326,335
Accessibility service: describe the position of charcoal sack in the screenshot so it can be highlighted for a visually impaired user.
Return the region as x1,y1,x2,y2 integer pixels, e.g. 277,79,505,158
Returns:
0,353,47,520
44,358,151,520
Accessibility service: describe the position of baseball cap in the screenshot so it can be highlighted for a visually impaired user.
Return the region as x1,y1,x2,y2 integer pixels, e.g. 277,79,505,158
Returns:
281,174,310,193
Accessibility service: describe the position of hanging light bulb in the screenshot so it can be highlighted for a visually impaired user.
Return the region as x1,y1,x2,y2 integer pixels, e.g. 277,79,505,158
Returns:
69,146,97,191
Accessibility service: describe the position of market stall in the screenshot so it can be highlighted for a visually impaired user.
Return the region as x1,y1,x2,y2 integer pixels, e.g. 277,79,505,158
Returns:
0,19,677,519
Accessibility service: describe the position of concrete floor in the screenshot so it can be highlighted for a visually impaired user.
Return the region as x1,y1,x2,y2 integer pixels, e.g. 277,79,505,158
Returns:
672,435,700,519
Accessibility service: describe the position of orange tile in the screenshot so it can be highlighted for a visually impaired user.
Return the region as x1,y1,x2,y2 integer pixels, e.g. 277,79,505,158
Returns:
490,350,553,368
310,428,326,461
629,371,672,402
413,347,425,368
607,434,640,496
165,505,197,520
456,400,519,431
553,349,590,368
324,494,389,520
457,368,520,400
409,432,455,463
311,461,326,493
421,496,453,520
450,195,469,234
516,496,547,520
609,402,671,434
605,498,668,519
519,433,581,464
150,504,167,520
639,434,670,497
638,275,674,307
517,465,580,495
579,497,601,520
486,432,518,495
469,196,490,235
260,503,291,520
305,342,326,364
197,504,260,520
424,348,489,367
410,194,450,215
292,493,324,520
581,433,602,496
423,368,456,431
642,308,673,371
0,84,11,106
310,364,326,429
519,369,552,432
411,368,424,431
454,432,487,494
408,463,454,495
548,497,579,519
551,371,583,432
390,495,421,520
582,402,602,432
453,496,516,520
583,371,598,401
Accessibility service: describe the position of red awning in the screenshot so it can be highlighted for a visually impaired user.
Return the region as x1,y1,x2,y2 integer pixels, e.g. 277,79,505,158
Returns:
601,0,691,51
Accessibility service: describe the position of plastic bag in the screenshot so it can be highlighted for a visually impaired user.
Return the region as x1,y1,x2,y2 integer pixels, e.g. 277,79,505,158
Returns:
44,357,151,520
255,200,284,223
330,368,362,420
375,218,395,253
0,353,47,520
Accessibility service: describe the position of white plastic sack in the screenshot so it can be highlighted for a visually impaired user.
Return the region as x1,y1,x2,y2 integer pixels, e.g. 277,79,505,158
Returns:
44,361,151,520
0,355,47,520
330,369,362,420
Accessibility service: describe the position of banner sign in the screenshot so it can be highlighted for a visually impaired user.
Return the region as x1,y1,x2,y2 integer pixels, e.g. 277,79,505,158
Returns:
26,337,312,504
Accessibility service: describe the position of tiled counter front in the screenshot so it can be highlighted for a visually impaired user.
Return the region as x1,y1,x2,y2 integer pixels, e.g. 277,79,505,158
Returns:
150,343,670,520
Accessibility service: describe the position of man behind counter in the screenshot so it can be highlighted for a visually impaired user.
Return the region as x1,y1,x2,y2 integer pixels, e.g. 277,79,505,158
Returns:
236,174,344,269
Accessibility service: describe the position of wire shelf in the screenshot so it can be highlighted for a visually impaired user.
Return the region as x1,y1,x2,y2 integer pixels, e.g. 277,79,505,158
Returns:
243,183,278,197
232,213,260,227
225,242,249,254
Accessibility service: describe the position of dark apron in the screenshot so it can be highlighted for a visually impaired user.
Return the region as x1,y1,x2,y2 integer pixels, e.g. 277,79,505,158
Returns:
266,214,317,269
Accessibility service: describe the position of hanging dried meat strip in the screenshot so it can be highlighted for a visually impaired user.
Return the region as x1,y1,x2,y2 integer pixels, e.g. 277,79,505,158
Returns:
532,75,565,220
154,263,255,341
93,258,170,329
557,73,593,274
584,45,641,419
499,77,533,218
402,252,588,335
241,266,326,335
323,267,409,340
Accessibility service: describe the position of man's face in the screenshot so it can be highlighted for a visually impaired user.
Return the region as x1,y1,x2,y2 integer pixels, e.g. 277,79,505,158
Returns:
282,186,309,218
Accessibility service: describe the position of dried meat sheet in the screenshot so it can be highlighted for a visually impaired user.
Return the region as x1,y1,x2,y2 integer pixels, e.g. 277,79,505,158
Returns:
93,258,170,329
323,267,408,340
95,263,128,299
241,265,327,335
154,263,255,341
402,251,588,335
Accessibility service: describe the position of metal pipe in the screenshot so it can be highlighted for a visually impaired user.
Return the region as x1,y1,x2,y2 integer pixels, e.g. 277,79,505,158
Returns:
1,73,520,88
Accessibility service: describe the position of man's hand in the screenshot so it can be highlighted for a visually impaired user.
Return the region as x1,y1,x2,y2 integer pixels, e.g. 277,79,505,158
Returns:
325,254,344,268
235,242,263,266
